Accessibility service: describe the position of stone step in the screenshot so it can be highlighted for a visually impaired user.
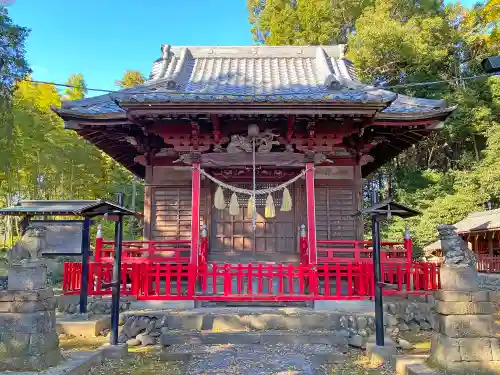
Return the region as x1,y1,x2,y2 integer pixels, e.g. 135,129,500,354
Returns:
393,354,429,375
121,308,375,332
160,344,348,366
159,330,350,348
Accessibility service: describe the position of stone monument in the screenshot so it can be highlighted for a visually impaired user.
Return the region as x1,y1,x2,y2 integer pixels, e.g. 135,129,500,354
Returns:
428,224,500,374
0,226,62,371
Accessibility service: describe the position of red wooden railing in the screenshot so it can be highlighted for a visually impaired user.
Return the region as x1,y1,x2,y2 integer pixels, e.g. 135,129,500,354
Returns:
417,256,500,273
62,226,444,300
476,256,500,273
95,239,191,264
316,239,411,264
62,260,440,300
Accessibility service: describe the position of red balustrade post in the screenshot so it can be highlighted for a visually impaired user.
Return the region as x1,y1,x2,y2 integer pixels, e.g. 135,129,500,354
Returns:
404,224,413,266
305,163,317,265
190,162,201,267
95,224,103,262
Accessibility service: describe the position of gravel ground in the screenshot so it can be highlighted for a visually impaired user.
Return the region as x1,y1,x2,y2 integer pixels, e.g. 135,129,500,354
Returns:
89,350,185,375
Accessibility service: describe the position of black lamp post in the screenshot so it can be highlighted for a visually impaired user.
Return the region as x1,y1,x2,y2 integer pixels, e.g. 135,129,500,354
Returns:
357,192,420,346
110,193,125,346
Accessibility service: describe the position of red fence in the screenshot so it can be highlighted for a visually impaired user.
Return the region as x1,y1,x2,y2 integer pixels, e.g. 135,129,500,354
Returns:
316,239,411,265
63,260,440,300
95,239,191,264
62,235,444,300
476,256,500,273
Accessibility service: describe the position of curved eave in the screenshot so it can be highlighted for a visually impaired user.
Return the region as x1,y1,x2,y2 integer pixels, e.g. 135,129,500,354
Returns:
52,105,127,121
361,128,431,177
75,126,145,178
376,105,457,121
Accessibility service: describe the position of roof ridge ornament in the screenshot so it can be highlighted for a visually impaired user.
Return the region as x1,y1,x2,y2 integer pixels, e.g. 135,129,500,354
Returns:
164,47,193,90
156,44,173,81
315,47,340,89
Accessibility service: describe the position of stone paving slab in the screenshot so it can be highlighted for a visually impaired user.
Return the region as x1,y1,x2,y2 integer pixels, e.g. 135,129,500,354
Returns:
1,351,102,375
162,343,345,375
159,330,349,349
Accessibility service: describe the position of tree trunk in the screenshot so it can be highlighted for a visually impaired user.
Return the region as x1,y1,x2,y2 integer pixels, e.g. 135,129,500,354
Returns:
472,133,480,161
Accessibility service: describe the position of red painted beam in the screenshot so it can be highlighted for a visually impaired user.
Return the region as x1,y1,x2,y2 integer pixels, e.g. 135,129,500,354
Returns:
305,162,317,265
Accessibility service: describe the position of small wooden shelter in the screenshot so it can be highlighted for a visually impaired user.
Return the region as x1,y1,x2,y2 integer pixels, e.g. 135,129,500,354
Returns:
454,208,500,257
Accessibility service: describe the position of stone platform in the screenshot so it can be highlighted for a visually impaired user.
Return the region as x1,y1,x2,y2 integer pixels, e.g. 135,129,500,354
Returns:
56,314,111,338
0,287,62,371
428,290,500,374
118,307,378,349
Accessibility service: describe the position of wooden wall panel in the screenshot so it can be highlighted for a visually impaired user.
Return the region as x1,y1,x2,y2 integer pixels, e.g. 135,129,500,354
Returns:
144,165,207,241
314,182,357,240
149,185,207,241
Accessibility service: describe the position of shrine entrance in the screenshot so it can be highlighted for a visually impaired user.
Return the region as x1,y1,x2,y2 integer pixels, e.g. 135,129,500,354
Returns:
210,182,298,263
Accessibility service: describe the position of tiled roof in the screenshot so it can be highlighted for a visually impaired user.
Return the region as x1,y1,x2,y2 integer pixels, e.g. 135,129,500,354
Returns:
55,45,454,118
454,208,500,234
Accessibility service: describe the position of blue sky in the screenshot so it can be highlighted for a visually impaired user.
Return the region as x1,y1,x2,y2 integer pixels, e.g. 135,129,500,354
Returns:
8,0,477,97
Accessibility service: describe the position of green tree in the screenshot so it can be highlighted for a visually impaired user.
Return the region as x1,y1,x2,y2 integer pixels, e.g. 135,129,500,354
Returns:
116,70,146,88
0,6,31,95
63,73,87,100
247,0,500,253
248,0,370,45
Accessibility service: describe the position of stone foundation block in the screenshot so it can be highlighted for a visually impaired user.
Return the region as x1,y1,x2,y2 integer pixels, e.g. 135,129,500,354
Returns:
0,297,57,313
491,338,500,361
459,337,495,362
0,348,62,371
439,266,478,291
434,290,490,302
0,333,31,357
0,288,53,302
430,334,498,363
435,300,494,315
429,333,462,362
8,264,48,291
160,332,202,345
210,315,246,331
167,314,204,330
0,331,59,358
393,354,428,375
0,310,56,334
366,340,398,366
430,359,500,374
435,314,495,337
29,330,60,355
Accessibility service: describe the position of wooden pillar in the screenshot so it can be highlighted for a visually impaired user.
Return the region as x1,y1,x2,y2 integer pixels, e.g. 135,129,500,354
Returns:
305,163,317,265
488,231,494,257
143,165,153,241
190,162,201,266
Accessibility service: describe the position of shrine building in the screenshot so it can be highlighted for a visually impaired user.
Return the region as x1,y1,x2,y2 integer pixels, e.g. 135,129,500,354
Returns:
53,45,454,298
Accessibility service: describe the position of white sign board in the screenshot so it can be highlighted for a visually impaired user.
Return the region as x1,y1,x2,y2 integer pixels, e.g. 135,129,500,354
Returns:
315,166,354,180
30,221,85,255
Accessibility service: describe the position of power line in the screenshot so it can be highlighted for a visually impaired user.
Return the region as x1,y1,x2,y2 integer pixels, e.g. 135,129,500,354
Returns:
0,72,498,97
380,73,496,89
